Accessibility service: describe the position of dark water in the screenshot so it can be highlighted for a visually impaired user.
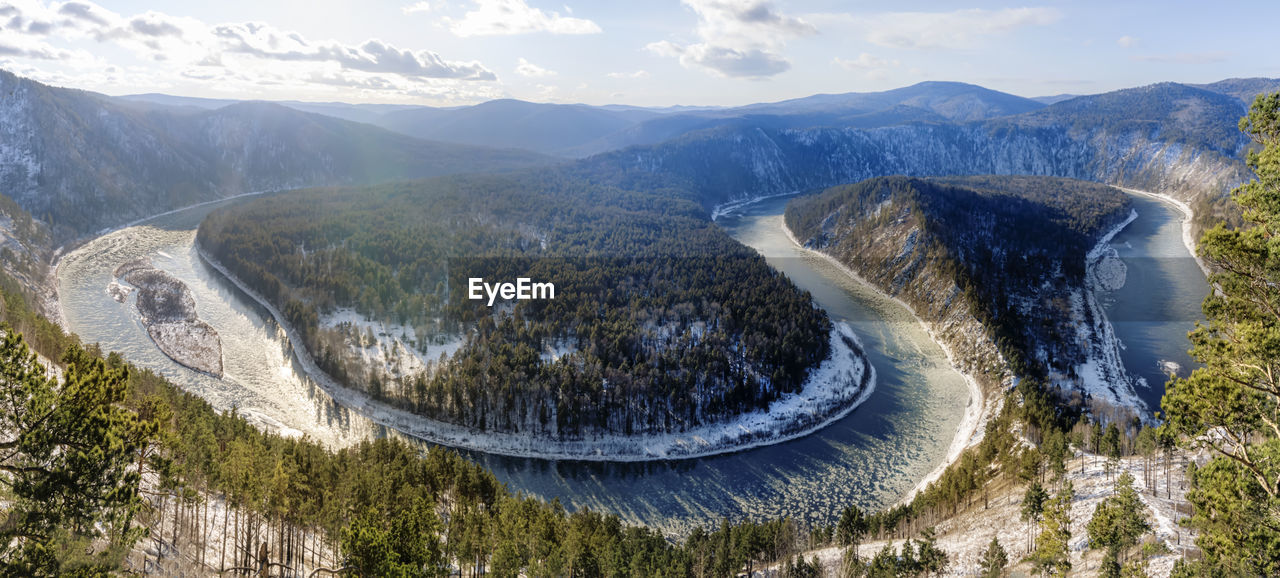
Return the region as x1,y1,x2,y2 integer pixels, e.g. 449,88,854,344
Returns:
56,194,997,537
1095,194,1207,411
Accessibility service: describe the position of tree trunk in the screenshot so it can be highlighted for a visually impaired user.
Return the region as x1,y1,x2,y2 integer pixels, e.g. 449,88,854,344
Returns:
221,494,229,572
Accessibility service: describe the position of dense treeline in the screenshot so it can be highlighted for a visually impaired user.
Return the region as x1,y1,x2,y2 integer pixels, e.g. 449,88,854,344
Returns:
0,267,846,576
1162,93,1280,575
786,175,1131,383
198,170,830,438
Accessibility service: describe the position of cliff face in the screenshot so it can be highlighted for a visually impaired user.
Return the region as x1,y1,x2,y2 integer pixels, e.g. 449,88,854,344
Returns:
787,176,1142,408
802,194,1008,393
588,83,1250,220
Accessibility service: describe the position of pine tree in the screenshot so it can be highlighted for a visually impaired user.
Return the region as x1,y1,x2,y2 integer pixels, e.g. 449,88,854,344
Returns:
1020,481,1047,552
1161,92,1280,572
0,330,154,574
1031,482,1073,576
978,536,1008,577
1087,471,1151,569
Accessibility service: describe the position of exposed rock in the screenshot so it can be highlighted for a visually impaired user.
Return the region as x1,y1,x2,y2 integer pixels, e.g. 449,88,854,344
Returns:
114,257,223,377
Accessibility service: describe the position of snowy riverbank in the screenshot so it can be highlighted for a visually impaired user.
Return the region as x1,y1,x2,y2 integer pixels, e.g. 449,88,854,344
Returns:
779,221,992,506
1118,187,1210,277
197,244,879,462
1071,209,1148,413
114,257,223,378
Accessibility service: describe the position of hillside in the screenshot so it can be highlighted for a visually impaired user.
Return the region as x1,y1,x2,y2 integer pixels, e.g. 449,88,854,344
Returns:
585,82,1251,231
786,176,1140,410
0,70,551,242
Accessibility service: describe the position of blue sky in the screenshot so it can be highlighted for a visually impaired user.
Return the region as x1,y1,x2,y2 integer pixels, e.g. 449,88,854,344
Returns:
0,0,1275,107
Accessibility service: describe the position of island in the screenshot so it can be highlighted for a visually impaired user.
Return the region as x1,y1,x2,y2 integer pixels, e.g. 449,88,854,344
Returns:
113,257,223,377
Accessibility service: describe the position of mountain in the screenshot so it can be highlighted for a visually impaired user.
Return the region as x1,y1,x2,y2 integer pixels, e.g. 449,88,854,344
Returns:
119,82,1049,159
120,93,427,124
567,81,1046,156
1191,77,1280,104
737,81,1046,121
582,82,1250,228
0,70,552,241
368,99,665,156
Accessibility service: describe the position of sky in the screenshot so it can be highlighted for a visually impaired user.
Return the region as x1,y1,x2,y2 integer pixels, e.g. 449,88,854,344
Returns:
0,0,1275,108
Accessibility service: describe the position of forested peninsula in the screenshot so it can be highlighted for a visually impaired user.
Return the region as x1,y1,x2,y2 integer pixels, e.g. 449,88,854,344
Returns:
197,170,841,442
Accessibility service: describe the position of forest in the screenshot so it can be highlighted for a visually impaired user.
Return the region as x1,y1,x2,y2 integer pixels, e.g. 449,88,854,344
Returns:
785,175,1132,384
196,169,831,438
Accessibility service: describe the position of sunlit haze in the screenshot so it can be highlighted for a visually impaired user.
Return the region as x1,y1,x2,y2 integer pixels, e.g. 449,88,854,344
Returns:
0,1,1276,108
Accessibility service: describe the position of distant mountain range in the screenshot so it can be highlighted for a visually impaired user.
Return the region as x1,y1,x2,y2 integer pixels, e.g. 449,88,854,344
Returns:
1,68,1276,267
0,70,551,241
578,80,1263,224
119,78,1280,160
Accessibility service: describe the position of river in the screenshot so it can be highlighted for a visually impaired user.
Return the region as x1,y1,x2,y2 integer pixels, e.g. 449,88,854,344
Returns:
56,191,1201,536
1093,194,1206,411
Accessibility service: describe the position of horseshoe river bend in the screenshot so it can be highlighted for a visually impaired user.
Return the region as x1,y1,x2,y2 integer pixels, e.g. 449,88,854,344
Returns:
55,191,1203,537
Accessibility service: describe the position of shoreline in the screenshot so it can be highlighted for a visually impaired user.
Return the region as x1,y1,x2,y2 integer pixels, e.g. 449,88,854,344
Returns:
196,244,881,462
710,190,800,221
778,220,991,506
1116,187,1209,277
47,190,270,330
1076,209,1150,412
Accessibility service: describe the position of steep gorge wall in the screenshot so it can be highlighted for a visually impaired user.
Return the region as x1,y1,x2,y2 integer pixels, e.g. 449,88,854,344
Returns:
787,177,1139,404
601,121,1247,217
798,196,1010,394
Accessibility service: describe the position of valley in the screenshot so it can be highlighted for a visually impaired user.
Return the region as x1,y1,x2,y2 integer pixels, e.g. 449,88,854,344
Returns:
0,55,1268,574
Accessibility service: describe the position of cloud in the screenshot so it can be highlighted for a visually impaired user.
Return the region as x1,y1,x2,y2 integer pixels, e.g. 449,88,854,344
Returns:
514,57,554,77
449,0,601,36
128,12,184,38
833,52,898,70
649,0,815,79
1131,51,1228,65
854,7,1060,50
214,22,497,80
1117,35,1137,49
402,1,433,14
0,1,502,103
57,1,111,27
607,69,648,79
0,39,73,60
648,41,789,78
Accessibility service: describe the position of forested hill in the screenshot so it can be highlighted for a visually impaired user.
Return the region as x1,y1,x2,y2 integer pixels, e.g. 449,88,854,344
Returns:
787,176,1133,406
197,170,831,439
0,70,551,242
584,82,1250,229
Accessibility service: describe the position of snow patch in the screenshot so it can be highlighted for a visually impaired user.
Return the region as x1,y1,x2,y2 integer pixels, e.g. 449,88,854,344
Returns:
200,246,880,462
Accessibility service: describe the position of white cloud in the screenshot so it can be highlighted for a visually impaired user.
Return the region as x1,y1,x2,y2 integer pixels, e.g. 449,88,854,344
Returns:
0,1,502,103
855,7,1061,50
402,1,433,14
607,69,648,79
0,38,73,60
833,52,898,71
514,57,554,77
649,0,815,79
1116,35,1137,48
448,0,601,37
213,22,496,80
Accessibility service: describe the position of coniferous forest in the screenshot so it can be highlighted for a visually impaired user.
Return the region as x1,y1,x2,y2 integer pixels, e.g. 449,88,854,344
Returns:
197,170,831,438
